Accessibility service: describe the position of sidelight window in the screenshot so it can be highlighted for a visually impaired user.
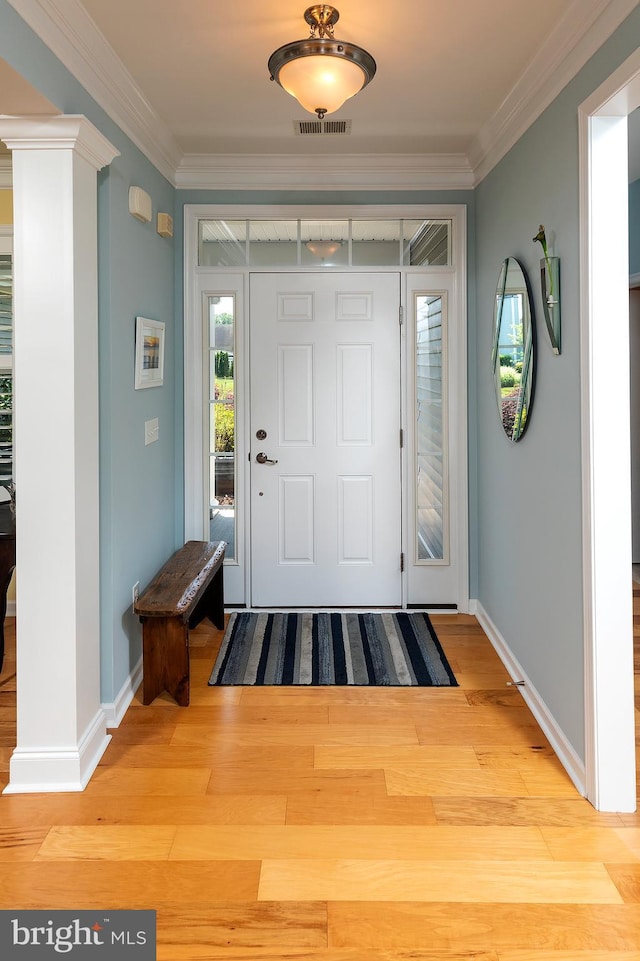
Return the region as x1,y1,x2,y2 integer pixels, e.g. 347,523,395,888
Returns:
415,293,447,562
208,295,235,558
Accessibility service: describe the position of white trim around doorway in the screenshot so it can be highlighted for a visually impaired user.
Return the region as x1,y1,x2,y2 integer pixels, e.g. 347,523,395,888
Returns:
183,204,469,613
578,47,640,812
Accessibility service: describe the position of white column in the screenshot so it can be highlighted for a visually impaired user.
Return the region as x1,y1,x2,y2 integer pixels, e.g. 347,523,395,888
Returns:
0,115,119,792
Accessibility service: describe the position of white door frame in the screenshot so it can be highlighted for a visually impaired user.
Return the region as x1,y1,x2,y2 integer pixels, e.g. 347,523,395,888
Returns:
579,48,640,812
183,204,468,611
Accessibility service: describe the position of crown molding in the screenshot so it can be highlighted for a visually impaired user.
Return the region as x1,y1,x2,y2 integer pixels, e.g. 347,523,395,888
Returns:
469,0,639,184
175,153,475,191
7,0,637,190
7,0,181,182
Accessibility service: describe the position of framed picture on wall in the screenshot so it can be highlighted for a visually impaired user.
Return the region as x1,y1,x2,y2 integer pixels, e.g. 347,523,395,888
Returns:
134,316,165,389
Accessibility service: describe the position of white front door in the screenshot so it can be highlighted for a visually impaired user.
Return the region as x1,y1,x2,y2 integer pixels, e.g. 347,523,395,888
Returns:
250,272,402,607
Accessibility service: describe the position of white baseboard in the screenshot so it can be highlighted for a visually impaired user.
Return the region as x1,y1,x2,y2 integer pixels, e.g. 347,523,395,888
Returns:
472,600,586,797
101,655,143,729
3,709,111,794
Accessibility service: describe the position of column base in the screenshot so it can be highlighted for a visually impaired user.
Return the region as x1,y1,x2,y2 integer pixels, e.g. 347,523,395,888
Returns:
3,709,111,794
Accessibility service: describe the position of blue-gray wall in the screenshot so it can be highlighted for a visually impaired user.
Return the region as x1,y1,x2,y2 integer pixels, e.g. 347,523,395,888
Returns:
475,5,640,759
0,0,178,704
631,178,640,276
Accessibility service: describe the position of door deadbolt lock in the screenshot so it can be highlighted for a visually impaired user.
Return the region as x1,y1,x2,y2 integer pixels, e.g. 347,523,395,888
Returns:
256,451,278,465
256,429,267,440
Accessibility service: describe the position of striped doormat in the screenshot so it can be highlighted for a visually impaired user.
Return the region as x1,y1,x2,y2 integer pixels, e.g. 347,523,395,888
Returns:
208,611,457,687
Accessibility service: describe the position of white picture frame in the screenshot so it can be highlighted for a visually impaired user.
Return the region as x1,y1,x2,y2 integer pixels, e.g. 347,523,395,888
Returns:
134,316,165,389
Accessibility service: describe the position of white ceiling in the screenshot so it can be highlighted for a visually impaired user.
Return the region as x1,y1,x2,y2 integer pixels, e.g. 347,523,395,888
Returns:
1,0,639,183
79,0,571,156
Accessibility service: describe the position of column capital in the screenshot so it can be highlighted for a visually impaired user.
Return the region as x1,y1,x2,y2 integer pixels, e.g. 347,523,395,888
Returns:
0,114,119,170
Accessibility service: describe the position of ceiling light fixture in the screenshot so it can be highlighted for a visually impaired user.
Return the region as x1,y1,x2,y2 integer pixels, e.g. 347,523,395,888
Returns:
268,5,376,120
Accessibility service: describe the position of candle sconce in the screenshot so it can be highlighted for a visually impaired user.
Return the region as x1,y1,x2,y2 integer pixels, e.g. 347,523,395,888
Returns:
540,254,560,354
533,226,561,355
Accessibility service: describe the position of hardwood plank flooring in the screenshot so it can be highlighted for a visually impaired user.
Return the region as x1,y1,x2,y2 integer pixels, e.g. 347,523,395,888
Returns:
257,858,623,903
0,606,639,960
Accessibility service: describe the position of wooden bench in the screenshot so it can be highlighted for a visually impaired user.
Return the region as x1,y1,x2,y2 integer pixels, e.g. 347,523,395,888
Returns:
134,540,226,706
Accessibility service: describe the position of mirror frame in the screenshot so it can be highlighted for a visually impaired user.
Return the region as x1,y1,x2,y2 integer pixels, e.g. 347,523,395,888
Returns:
491,257,535,442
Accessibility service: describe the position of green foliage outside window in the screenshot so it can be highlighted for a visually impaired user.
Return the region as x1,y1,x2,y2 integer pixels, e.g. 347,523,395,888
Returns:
215,351,234,378
500,366,521,389
215,405,235,452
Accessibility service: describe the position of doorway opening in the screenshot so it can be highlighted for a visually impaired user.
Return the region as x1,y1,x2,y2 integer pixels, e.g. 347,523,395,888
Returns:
184,205,468,612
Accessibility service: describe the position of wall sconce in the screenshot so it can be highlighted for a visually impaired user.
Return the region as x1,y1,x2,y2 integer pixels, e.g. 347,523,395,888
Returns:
533,225,561,354
128,186,152,223
268,5,376,119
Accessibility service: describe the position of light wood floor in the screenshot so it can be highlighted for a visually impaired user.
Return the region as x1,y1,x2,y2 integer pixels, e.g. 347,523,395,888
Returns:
1,607,639,960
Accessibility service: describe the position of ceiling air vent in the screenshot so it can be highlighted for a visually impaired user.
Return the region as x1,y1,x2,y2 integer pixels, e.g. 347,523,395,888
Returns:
294,120,352,136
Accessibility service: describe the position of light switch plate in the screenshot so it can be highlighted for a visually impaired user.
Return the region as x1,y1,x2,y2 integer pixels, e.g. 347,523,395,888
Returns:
144,417,159,445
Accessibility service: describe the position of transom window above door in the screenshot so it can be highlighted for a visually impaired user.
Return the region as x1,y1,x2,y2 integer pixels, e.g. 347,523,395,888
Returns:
197,219,451,268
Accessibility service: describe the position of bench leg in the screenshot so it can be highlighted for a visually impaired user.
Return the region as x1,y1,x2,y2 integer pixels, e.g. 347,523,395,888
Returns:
142,617,190,706
188,564,225,631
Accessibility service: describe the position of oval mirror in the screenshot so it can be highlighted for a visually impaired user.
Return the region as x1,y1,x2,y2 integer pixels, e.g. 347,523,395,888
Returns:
492,257,535,442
